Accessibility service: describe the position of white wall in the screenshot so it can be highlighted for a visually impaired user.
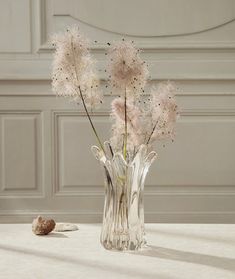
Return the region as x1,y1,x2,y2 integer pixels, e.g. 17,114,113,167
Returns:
0,0,235,223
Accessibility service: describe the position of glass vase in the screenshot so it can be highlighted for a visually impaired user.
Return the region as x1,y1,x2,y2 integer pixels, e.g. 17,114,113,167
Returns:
92,143,157,251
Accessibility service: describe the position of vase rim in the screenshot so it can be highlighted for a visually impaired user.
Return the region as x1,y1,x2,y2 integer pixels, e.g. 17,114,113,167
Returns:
91,142,157,166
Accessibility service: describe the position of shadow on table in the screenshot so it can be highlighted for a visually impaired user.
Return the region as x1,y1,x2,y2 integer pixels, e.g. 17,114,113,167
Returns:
0,244,170,279
43,232,68,238
146,226,235,245
132,245,235,272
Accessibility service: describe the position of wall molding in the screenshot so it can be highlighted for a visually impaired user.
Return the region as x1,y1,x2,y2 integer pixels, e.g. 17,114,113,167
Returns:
51,110,235,197
49,185,235,197
0,110,44,197
0,0,234,224
1,59,235,81
0,0,234,79
0,210,234,223
52,111,108,196
38,0,235,50
1,80,235,96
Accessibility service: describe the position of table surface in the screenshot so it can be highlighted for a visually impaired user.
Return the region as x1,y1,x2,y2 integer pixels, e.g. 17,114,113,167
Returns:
0,224,235,279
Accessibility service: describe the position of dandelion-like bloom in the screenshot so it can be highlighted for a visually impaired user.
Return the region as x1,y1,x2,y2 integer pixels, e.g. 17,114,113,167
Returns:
51,25,103,109
110,116,143,156
51,27,179,157
111,98,144,154
111,98,140,130
110,81,180,155
107,41,148,95
146,81,180,144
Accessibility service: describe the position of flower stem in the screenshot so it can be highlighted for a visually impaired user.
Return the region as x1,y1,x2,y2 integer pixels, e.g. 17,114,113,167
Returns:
146,121,158,145
78,86,105,153
70,37,104,153
123,88,127,160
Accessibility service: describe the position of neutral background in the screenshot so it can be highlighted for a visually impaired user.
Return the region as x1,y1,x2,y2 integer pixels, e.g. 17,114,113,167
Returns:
0,0,235,223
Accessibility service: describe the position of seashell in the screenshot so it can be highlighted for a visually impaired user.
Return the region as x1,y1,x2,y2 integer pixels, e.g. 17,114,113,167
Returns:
32,216,56,235
54,223,78,232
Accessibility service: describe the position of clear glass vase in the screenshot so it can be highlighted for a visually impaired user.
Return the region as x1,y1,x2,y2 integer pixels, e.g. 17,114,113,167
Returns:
92,143,157,251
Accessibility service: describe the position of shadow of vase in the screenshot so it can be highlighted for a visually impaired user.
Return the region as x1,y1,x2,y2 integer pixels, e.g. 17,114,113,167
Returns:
130,245,235,273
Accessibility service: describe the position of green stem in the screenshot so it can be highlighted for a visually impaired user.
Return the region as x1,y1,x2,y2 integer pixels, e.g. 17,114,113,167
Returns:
70,37,104,153
123,88,127,159
78,86,105,153
146,121,158,145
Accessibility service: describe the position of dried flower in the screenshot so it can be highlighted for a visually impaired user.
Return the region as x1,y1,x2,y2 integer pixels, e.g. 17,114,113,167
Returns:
111,98,140,130
145,81,179,145
110,81,179,155
111,98,143,154
51,25,103,109
51,26,180,159
51,26,104,151
107,41,148,95
78,74,103,109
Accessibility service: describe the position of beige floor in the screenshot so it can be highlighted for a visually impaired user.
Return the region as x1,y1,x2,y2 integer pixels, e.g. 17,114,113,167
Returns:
0,224,234,279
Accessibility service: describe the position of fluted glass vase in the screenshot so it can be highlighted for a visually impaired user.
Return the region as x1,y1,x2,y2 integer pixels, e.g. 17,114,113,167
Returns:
92,143,157,251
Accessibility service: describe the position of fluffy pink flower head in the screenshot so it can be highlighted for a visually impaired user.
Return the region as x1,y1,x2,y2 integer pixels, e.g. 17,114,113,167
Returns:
107,41,148,94
111,97,146,154
51,25,103,109
148,81,180,143
111,97,140,130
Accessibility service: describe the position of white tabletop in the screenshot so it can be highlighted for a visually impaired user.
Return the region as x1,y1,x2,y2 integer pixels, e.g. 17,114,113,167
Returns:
0,224,234,279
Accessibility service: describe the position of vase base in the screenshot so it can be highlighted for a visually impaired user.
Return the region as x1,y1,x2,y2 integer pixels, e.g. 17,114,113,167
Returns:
101,239,147,251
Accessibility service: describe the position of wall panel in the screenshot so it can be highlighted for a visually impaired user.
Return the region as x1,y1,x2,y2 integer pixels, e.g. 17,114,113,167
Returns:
0,0,234,223
0,112,43,197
